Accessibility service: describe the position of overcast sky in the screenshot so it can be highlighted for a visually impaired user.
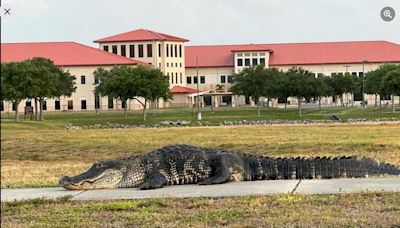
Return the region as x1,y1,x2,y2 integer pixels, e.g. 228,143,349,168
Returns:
2,0,400,47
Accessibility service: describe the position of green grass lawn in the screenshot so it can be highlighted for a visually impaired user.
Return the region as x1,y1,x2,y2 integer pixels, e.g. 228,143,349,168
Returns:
1,106,399,130
1,192,399,227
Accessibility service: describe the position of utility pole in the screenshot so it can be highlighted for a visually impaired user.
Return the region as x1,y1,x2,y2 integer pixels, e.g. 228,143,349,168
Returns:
196,55,201,120
362,60,367,109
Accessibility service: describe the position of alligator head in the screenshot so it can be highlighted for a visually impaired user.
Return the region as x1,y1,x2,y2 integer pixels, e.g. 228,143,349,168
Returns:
60,160,127,190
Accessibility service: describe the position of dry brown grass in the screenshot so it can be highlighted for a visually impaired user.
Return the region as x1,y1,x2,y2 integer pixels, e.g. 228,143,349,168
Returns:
2,123,400,188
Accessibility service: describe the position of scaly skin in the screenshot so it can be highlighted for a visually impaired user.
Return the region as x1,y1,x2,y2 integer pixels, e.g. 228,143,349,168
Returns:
60,144,400,190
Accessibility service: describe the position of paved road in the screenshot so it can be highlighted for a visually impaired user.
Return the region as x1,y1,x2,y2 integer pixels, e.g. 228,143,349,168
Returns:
1,178,399,202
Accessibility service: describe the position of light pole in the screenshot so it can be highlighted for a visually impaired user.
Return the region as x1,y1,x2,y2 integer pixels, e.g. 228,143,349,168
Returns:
196,55,201,120
362,60,367,109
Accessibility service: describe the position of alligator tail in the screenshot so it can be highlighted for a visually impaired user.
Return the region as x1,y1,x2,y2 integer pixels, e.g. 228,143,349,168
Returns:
250,156,400,180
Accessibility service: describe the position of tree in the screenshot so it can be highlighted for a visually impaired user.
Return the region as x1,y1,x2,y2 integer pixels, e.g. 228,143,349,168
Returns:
276,73,290,109
342,72,359,106
95,66,171,120
1,61,34,121
28,58,76,121
380,67,400,113
230,65,269,116
312,75,332,110
95,66,138,118
134,66,171,121
366,64,399,108
285,67,316,117
262,68,283,108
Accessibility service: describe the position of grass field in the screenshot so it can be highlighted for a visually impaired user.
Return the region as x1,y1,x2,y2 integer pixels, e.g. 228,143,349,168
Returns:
1,106,399,130
1,193,400,227
1,122,400,188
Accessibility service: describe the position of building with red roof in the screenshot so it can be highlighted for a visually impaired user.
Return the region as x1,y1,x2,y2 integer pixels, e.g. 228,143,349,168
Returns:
1,42,148,113
2,28,400,112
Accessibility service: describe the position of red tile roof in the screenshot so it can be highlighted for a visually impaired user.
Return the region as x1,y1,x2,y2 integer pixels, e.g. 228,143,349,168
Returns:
1,42,147,67
170,86,201,94
185,41,400,68
231,44,272,52
94,29,189,43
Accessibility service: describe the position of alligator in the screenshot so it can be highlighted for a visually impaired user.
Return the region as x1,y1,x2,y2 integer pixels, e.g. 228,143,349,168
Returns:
60,144,400,190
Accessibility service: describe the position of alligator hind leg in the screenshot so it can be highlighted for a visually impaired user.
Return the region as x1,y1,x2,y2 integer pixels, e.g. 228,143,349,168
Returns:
138,172,167,190
199,155,231,185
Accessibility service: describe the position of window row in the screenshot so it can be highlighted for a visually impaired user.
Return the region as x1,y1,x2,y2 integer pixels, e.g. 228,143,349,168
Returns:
167,72,183,84
104,44,153,58
237,52,266,57
237,58,266,67
166,62,183,68
330,72,365,77
80,75,100,85
220,75,233,84
165,44,183,58
186,76,206,84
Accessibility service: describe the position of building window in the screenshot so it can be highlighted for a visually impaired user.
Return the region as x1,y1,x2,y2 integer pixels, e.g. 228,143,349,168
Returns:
338,73,343,76
174,45,178,57
352,72,357,76
228,75,233,83
159,63,161,68
55,100,60,110
180,63,182,67
180,73,183,84
138,45,144,57
179,45,182,57
167,62,169,67
0,101,3,111
171,73,174,84
175,73,178,84
103,46,109,52
245,59,251,66
120,45,126,57
200,76,205,84
12,102,16,111
129,45,135,58
81,100,87,110
220,75,226,83
170,44,174,58
166,44,169,57
121,101,126,109
187,76,192,84
252,58,258,65
95,95,100,109
112,45,118,54
147,44,153,57
68,100,73,110
158,44,161,57
25,101,32,107
81,75,86,85
94,75,100,84
317,73,323,78
237,59,243,66
259,58,265,65
193,76,198,84
108,96,113,109
359,72,364,77
41,100,47,111
331,73,337,77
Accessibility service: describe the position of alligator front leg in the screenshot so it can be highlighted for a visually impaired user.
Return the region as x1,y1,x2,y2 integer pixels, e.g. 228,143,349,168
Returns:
199,155,231,185
138,172,167,190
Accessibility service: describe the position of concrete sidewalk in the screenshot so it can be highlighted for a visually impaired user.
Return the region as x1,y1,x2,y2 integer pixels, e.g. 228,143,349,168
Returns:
1,178,399,202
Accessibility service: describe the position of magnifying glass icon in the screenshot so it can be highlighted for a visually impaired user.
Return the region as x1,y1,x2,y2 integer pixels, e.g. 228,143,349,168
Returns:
384,10,392,18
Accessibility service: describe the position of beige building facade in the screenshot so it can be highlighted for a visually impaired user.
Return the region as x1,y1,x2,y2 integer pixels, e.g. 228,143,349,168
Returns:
2,30,400,113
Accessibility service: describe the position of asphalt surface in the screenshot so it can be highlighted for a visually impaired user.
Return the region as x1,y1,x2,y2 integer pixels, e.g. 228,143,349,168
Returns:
1,178,399,202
